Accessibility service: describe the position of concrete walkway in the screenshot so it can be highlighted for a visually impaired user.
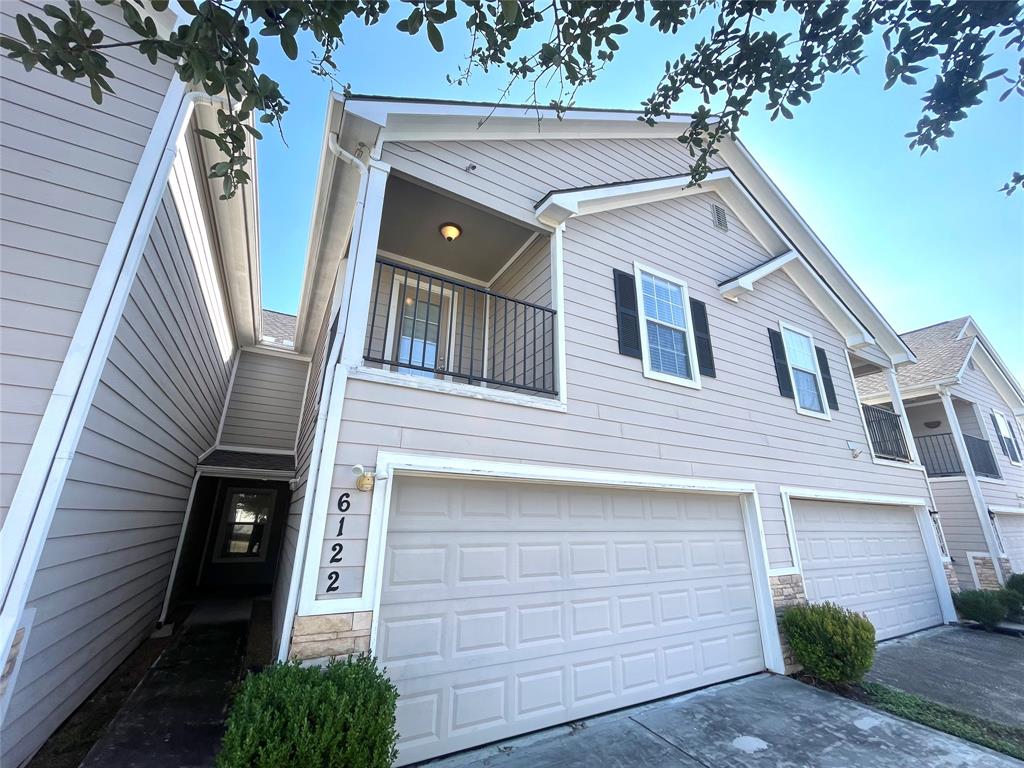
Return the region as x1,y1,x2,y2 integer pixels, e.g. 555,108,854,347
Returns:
868,625,1024,728
422,675,1018,767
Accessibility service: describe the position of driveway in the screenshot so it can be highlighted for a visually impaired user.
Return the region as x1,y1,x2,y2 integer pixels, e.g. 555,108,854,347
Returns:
868,625,1024,728
421,674,1016,767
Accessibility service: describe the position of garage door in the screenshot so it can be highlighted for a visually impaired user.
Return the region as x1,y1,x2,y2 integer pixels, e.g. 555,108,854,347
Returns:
996,513,1024,574
377,476,766,765
793,500,942,641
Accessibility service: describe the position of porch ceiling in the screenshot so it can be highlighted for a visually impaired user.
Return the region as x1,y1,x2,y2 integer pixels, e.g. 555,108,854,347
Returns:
379,175,538,282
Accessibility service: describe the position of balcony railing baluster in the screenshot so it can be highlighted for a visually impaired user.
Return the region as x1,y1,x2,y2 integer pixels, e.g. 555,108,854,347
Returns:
861,404,911,462
364,259,558,396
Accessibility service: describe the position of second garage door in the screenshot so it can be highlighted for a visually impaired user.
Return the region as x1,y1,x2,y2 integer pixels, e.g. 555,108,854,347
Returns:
793,500,943,641
377,477,766,765
996,512,1024,574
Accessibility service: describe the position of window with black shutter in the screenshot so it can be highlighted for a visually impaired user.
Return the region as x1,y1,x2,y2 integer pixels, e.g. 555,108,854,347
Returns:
689,298,716,378
815,347,839,411
612,269,642,358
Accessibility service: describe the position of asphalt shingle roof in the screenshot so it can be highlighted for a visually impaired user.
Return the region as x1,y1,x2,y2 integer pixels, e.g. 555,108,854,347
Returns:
261,309,297,348
857,317,974,398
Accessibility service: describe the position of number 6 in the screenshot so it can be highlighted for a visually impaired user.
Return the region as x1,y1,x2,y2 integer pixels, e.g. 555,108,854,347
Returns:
337,492,351,512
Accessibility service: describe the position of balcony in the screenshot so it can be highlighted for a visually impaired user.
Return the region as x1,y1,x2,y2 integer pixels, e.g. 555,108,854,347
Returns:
913,432,1001,479
363,259,557,396
861,404,912,462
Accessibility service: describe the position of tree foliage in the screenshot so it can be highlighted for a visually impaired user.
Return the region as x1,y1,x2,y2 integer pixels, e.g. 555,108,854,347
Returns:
2,0,1022,198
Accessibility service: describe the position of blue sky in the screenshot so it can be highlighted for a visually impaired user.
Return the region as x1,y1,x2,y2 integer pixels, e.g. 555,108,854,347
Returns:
256,12,1024,382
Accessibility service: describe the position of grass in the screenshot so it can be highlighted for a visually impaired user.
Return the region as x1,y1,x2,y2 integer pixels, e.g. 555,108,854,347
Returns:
861,681,1024,760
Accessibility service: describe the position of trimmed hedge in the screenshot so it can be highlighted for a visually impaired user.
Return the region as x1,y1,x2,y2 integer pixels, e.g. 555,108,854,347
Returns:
953,590,1007,630
780,602,875,684
217,655,398,768
1006,572,1024,598
997,588,1023,623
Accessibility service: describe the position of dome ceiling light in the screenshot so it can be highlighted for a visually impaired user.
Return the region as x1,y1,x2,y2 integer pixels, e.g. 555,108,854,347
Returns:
439,222,462,242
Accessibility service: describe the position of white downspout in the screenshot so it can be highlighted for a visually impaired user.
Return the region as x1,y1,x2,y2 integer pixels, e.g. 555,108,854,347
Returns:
277,128,368,661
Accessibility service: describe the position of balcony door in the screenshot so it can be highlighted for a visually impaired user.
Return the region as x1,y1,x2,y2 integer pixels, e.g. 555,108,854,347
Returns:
385,277,456,379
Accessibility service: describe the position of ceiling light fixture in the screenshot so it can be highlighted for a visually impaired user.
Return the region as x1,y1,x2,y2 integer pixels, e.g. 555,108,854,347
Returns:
439,222,462,242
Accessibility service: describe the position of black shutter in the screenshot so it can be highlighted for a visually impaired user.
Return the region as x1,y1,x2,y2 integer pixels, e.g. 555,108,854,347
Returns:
768,329,794,398
689,298,716,378
613,269,642,359
815,346,839,411
1006,418,1023,462
992,413,1009,456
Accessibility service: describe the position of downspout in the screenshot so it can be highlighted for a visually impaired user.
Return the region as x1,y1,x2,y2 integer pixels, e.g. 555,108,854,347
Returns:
277,124,369,660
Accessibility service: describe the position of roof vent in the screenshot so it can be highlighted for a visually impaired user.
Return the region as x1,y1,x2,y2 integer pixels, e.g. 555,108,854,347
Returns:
711,202,728,232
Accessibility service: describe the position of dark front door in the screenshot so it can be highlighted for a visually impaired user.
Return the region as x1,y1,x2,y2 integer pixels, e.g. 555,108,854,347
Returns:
198,479,289,592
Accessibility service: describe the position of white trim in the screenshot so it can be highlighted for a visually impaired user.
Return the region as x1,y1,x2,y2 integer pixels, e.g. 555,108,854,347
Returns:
978,476,1007,486
348,367,567,411
780,487,930,508
214,444,296,456
0,82,204,679
989,512,1008,558
380,273,458,375
214,352,241,447
160,469,203,623
778,321,831,421
914,505,959,622
965,551,988,589
774,490,804,577
377,248,489,288
242,344,311,362
992,408,1022,466
486,232,540,288
354,452,785,674
552,225,569,407
719,251,797,301
633,262,702,390
990,505,1024,515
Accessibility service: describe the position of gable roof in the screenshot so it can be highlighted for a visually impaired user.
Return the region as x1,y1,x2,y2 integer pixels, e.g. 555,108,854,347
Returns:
858,317,1024,413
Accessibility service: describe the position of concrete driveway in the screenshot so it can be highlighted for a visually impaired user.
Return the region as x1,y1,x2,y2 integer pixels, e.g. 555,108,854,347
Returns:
421,675,1017,767
868,625,1024,728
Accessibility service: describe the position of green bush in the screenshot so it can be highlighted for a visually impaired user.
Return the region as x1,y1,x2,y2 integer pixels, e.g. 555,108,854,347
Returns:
1005,572,1024,599
780,602,875,685
997,587,1023,623
217,655,398,768
953,590,1007,630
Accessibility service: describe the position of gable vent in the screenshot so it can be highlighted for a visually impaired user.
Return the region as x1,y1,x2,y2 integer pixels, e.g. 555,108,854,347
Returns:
711,202,728,232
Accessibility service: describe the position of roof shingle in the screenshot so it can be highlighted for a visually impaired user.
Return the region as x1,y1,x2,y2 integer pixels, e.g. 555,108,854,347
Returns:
857,317,973,398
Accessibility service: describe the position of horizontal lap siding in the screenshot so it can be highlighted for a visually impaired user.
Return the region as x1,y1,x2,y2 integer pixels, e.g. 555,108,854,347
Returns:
930,478,987,586
220,350,307,451
953,366,1024,510
0,1,174,524
1,153,235,766
326,144,930,579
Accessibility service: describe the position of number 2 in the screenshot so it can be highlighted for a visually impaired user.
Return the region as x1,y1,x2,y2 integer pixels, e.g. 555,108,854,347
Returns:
326,571,340,593
330,542,344,563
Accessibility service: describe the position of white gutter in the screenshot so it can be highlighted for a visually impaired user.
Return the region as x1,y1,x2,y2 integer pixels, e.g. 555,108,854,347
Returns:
0,86,227,697
277,132,368,660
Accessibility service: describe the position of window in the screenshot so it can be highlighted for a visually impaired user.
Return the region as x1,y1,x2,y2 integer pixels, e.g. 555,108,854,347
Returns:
993,410,1022,464
780,323,830,419
214,488,276,561
634,264,701,388
383,277,456,378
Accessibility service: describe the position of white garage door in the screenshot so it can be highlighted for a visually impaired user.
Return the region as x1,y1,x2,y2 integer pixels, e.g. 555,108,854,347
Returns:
378,477,766,765
996,513,1024,574
794,500,942,641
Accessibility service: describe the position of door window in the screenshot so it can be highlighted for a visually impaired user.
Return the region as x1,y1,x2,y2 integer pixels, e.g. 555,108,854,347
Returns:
214,488,276,561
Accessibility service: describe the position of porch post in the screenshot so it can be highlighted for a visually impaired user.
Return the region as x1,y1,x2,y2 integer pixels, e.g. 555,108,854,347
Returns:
884,368,920,464
940,388,1004,583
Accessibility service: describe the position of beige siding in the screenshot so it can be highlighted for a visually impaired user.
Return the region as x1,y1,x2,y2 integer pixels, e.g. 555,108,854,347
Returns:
0,2,176,524
321,152,931,584
954,365,1024,510
930,477,987,586
219,350,307,451
1,144,236,765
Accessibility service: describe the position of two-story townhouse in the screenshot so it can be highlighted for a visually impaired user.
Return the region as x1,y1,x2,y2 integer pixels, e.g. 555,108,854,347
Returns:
857,317,1024,590
273,94,960,765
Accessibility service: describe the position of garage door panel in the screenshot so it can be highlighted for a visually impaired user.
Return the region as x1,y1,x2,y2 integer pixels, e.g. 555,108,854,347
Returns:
382,479,765,764
794,500,942,641
379,576,760,680
997,514,1024,573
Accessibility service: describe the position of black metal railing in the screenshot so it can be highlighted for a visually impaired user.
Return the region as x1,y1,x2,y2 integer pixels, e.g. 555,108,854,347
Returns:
914,433,964,477
363,259,558,395
964,434,1001,479
862,404,911,462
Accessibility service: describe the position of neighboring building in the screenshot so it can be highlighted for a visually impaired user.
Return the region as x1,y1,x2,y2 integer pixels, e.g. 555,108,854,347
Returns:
0,15,1004,764
857,317,1024,590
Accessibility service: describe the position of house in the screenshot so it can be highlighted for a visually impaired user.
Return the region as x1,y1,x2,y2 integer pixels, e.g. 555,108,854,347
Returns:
856,318,1024,590
0,4,984,763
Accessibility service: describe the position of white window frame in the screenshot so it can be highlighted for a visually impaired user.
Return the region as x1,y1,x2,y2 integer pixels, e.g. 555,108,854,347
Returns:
633,262,702,390
778,320,831,421
381,274,459,379
992,408,1022,466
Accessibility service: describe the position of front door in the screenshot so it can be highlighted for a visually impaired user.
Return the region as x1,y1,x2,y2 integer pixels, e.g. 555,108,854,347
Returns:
387,279,455,377
198,479,289,592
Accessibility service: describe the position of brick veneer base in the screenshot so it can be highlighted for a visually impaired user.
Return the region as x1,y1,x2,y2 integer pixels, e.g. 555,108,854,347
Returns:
942,560,961,593
290,612,372,660
769,573,807,674
971,555,1004,591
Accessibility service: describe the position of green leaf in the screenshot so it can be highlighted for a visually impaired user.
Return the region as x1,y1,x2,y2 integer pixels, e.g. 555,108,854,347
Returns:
501,0,518,22
89,78,102,104
16,15,37,46
426,22,443,52
281,33,298,60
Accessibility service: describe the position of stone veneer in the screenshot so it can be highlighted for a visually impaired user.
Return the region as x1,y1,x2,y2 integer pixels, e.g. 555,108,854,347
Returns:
769,573,808,673
942,560,961,593
998,557,1014,582
970,554,1003,591
290,612,372,661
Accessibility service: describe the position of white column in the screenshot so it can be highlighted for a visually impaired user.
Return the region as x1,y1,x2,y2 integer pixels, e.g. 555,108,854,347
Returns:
940,388,1004,582
884,368,920,464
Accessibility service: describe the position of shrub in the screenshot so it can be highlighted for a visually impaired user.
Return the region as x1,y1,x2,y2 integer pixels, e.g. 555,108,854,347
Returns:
780,602,875,685
1006,572,1024,599
953,590,1007,630
217,655,398,768
998,587,1024,623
